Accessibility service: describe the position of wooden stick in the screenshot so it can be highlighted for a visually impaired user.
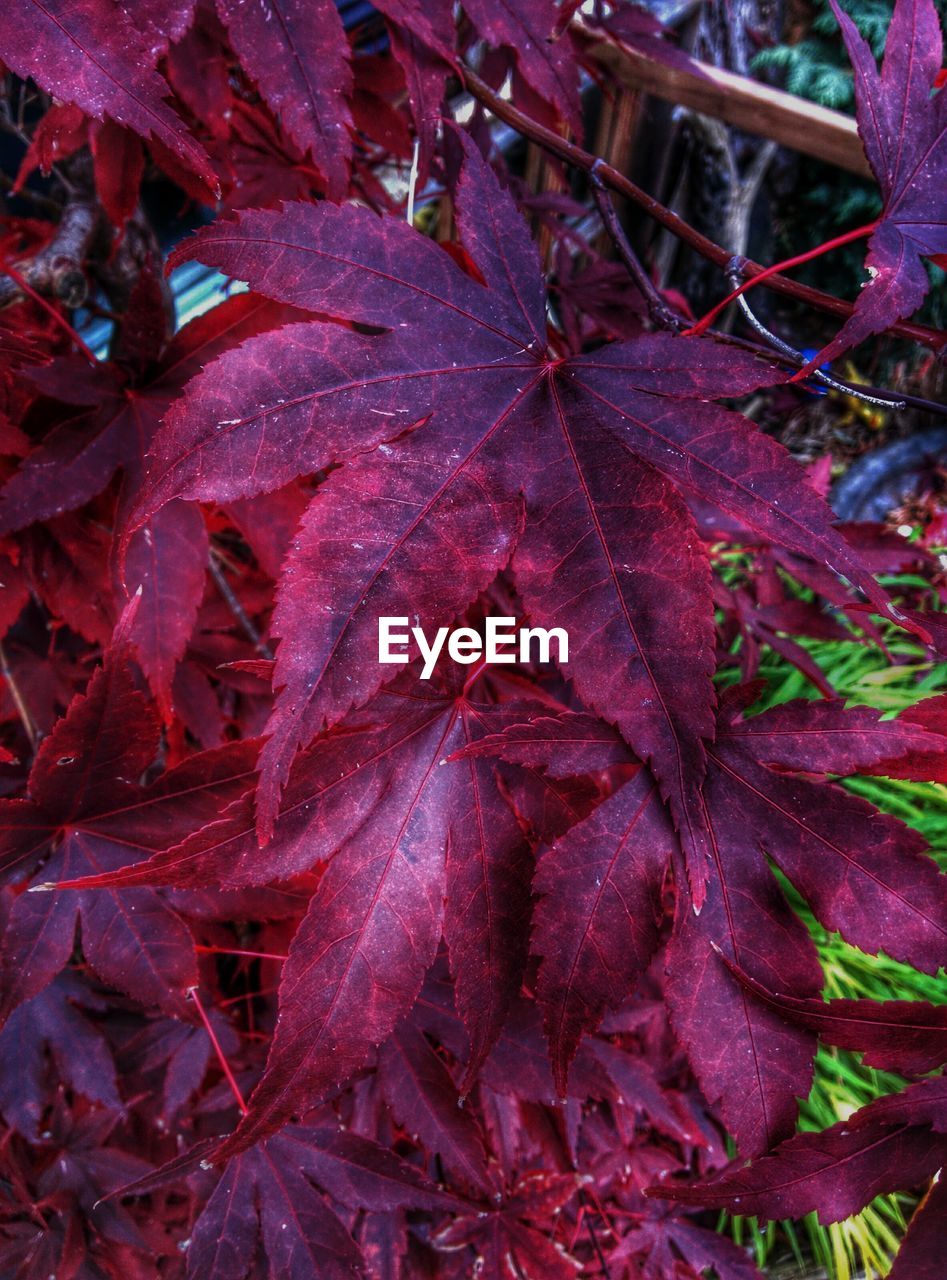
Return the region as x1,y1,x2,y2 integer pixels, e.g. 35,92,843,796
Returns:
580,32,872,178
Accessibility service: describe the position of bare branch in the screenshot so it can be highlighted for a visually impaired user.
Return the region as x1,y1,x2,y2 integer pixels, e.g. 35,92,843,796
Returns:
209,556,274,660
460,66,947,356
0,199,99,310
590,161,685,333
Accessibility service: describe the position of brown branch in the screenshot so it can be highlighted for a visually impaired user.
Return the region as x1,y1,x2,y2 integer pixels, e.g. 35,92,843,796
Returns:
591,117,944,414
209,556,274,660
0,169,61,215
460,67,946,355
0,199,99,310
703,323,947,418
589,161,684,333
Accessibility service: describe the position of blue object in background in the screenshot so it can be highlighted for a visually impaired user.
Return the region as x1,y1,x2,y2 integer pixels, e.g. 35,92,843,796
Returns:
800,348,833,395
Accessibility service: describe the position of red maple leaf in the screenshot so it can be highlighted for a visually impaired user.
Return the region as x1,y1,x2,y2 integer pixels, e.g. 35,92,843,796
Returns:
1,4,946,1272
453,690,947,1152
656,1076,947,1280
184,1124,459,1279
214,0,355,201
432,1171,583,1279
0,291,301,708
0,0,216,191
127,134,911,900
0,624,257,1017
807,0,947,367
56,658,535,1144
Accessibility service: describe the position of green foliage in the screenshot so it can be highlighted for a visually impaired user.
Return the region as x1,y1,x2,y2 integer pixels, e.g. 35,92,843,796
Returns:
716,568,947,1276
751,0,947,356
754,36,856,112
753,0,947,111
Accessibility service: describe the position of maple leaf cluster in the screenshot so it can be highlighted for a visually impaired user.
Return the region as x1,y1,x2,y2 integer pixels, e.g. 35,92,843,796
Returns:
0,0,945,1276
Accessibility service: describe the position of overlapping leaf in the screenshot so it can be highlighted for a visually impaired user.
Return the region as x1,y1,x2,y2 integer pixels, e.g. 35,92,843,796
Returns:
720,960,947,1074
0,292,301,707
0,0,215,188
669,692,947,1155
531,769,672,1098
57,660,535,1141
0,973,120,1139
69,683,946,1162
807,0,947,367
215,0,354,200
432,1171,582,1279
465,692,947,1153
0,634,258,1016
187,1123,458,1279
656,1076,947,1225
128,135,911,910
1,5,946,1270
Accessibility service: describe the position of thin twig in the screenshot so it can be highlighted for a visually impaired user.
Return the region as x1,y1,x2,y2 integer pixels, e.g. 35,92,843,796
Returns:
460,66,946,355
0,641,38,751
576,1188,612,1277
723,139,778,261
209,556,274,660
686,219,879,336
705,322,947,417
195,945,288,962
503,64,943,412
0,169,62,215
708,123,778,333
691,118,916,411
188,986,249,1115
578,104,942,415
589,161,684,332
726,262,905,409
0,96,75,196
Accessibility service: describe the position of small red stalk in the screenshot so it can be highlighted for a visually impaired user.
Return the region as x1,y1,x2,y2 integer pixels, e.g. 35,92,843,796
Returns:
188,986,249,1116
683,220,880,337
196,944,288,961
220,986,281,1007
